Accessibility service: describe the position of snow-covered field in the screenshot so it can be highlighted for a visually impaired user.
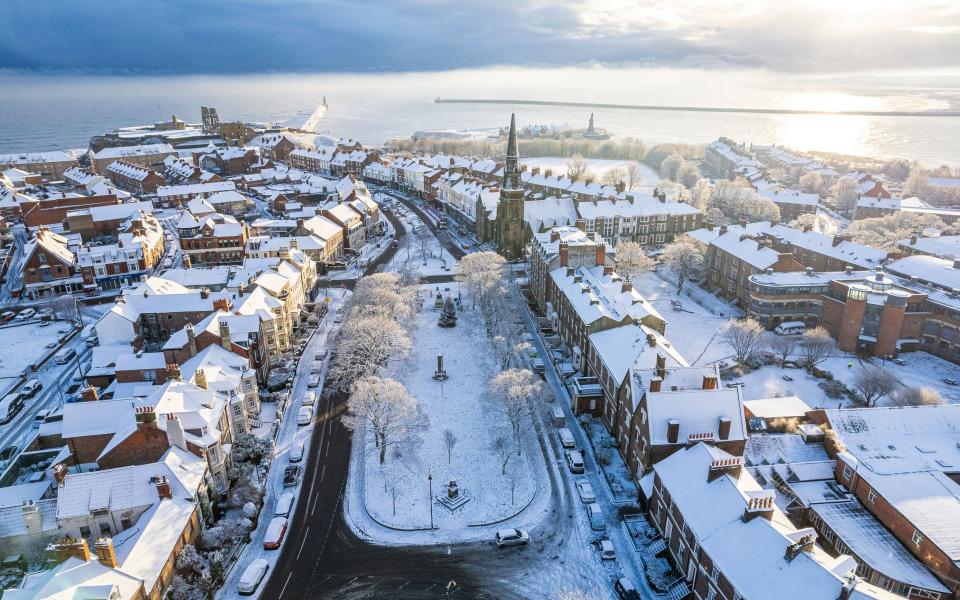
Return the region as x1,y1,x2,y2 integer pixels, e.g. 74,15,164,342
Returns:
0,321,72,379
359,288,538,532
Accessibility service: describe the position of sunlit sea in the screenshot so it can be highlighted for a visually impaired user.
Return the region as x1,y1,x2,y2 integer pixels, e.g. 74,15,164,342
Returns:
1,67,959,166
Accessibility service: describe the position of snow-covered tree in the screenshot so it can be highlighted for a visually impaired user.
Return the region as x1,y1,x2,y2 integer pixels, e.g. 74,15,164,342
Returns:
241,502,258,519
690,178,712,211
602,167,626,188
342,376,417,464
904,167,930,200
767,335,798,367
659,238,705,293
882,158,911,181
830,176,860,212
788,212,837,234
676,161,702,188
438,297,457,328
175,545,206,577
660,153,684,181
891,386,944,407
721,319,765,364
329,315,411,392
489,368,540,453
443,429,457,465
799,172,823,194
614,241,655,282
800,327,835,370
349,272,413,323
455,251,506,312
849,212,953,252
566,155,588,181
852,365,898,407
645,144,680,170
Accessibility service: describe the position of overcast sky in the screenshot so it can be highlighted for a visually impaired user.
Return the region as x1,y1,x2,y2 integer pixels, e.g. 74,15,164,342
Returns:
2,0,959,74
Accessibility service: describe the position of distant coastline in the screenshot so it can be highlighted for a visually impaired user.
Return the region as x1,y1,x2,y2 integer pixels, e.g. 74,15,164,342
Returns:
435,98,960,118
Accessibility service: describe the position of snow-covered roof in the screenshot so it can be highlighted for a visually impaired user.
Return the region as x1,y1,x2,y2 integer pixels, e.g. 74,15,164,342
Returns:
710,229,782,270
592,322,687,384
61,398,137,440
550,265,663,328
205,189,251,207
646,387,745,445
0,150,75,165
886,254,960,291
928,177,960,189
766,224,887,268
743,396,812,419
3,556,143,600
106,160,155,181
115,352,168,372
161,266,232,289
760,188,820,206
524,196,578,231
531,226,606,262
157,180,236,198
896,234,960,260
93,143,174,160
67,200,154,223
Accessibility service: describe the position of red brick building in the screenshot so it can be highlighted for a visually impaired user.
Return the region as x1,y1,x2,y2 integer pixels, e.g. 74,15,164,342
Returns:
105,160,166,194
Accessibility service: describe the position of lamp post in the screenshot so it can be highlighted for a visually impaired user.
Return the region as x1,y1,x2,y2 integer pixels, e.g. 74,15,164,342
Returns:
428,469,434,529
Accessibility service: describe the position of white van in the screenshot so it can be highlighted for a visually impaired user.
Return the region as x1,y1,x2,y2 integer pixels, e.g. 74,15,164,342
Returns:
274,491,295,517
565,450,585,474
237,559,269,595
301,391,316,407
774,321,806,336
557,428,576,449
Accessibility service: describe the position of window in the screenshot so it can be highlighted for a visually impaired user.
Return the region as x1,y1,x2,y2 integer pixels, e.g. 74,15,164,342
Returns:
79,525,91,538
841,465,853,481
99,522,112,536
120,515,133,529
867,489,877,504
706,587,717,600
912,530,923,547
710,565,719,582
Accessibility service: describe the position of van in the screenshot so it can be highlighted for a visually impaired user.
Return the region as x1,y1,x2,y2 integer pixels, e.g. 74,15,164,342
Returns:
263,517,288,550
557,428,575,449
565,450,585,474
274,491,295,517
587,502,605,531
301,391,316,407
774,321,806,336
237,559,269,595
551,405,565,427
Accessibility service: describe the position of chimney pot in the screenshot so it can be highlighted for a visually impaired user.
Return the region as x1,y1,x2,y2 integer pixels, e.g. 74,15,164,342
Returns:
155,474,172,499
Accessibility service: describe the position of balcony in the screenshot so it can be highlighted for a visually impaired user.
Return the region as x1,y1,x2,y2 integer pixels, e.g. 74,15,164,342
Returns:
571,376,603,399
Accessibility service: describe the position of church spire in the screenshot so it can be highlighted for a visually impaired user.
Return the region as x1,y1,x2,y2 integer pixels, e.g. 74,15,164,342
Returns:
504,112,520,189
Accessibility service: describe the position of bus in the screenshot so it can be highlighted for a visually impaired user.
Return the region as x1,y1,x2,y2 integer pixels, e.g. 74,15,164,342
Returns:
0,392,25,425
774,321,806,336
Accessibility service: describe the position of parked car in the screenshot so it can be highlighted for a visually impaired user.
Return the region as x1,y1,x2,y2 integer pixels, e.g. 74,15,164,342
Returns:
297,407,313,425
557,428,576,449
262,518,288,550
0,311,15,322
614,577,641,600
274,492,295,517
551,405,565,427
55,348,76,365
892,358,907,366
308,374,321,388
575,480,596,503
237,558,269,595
16,308,35,321
289,440,304,463
565,450,585,474
943,378,959,386
32,409,53,428
21,379,42,398
162,258,173,269
301,391,316,407
598,539,616,560
283,465,299,487
587,502,605,531
494,528,530,548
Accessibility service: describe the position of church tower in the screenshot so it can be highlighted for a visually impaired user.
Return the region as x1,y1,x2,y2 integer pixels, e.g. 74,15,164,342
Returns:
495,113,526,260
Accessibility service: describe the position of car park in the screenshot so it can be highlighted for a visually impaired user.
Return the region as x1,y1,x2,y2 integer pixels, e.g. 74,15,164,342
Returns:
274,492,295,517
297,407,313,425
494,528,530,547
565,450,585,474
614,577,641,600
557,428,576,449
283,465,299,487
289,440,304,463
575,480,596,503
262,518,288,550
598,539,615,560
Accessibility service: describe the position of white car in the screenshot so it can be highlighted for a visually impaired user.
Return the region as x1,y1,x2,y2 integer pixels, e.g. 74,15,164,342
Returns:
274,491,295,517
16,308,35,321
557,427,575,449
494,528,530,548
237,558,269,595
565,450,585,474
598,539,616,560
301,391,316,407
297,407,313,426
289,440,304,463
575,480,596,503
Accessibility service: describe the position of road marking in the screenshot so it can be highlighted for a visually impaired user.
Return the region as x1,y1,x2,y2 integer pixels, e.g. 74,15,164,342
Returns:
279,572,293,599
320,464,326,482
297,526,310,559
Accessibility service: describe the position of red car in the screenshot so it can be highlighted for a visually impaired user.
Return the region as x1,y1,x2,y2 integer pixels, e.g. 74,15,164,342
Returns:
263,517,288,550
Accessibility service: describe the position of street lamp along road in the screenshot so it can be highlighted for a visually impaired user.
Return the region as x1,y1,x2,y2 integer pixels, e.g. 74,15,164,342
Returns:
428,469,434,529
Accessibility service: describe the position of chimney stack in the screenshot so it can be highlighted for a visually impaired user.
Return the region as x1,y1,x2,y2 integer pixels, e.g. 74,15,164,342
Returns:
603,265,614,276
182,253,191,269
666,419,679,443
166,414,187,451
135,406,158,429
575,218,586,232
219,319,232,350
200,287,210,300
213,298,231,312
742,494,776,522
910,235,918,245
718,416,732,440
655,352,666,377
80,385,98,402
559,242,569,267
167,363,181,381
719,224,728,235
595,243,606,266
550,229,560,242
155,474,172,499
46,538,91,565
94,537,118,568
194,368,208,390
707,457,743,482
621,281,633,294
186,323,197,357
649,376,662,393
53,463,68,487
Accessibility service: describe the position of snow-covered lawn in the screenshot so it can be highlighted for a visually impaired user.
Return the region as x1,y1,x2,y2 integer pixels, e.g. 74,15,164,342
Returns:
360,287,537,531
0,321,73,379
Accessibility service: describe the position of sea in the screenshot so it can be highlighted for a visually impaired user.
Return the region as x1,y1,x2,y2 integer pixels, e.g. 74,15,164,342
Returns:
1,66,959,166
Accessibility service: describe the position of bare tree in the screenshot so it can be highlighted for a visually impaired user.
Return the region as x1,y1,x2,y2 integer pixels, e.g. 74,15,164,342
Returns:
800,327,835,370
614,241,655,282
891,386,945,407
602,167,626,189
443,429,457,464
767,335,798,367
852,365,898,407
831,176,860,212
489,431,515,475
799,172,823,194
721,319,765,364
904,167,930,200
328,315,412,392
625,163,644,191
342,376,418,464
380,453,411,516
690,178,712,211
660,238,705,293
489,368,540,453
566,155,587,182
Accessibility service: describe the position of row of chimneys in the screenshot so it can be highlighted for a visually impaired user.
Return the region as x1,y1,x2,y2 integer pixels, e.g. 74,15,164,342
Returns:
666,414,732,444
557,239,606,269
45,536,119,569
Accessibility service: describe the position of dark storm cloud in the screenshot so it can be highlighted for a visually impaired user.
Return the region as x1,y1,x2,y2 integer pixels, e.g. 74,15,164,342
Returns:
0,0,958,73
